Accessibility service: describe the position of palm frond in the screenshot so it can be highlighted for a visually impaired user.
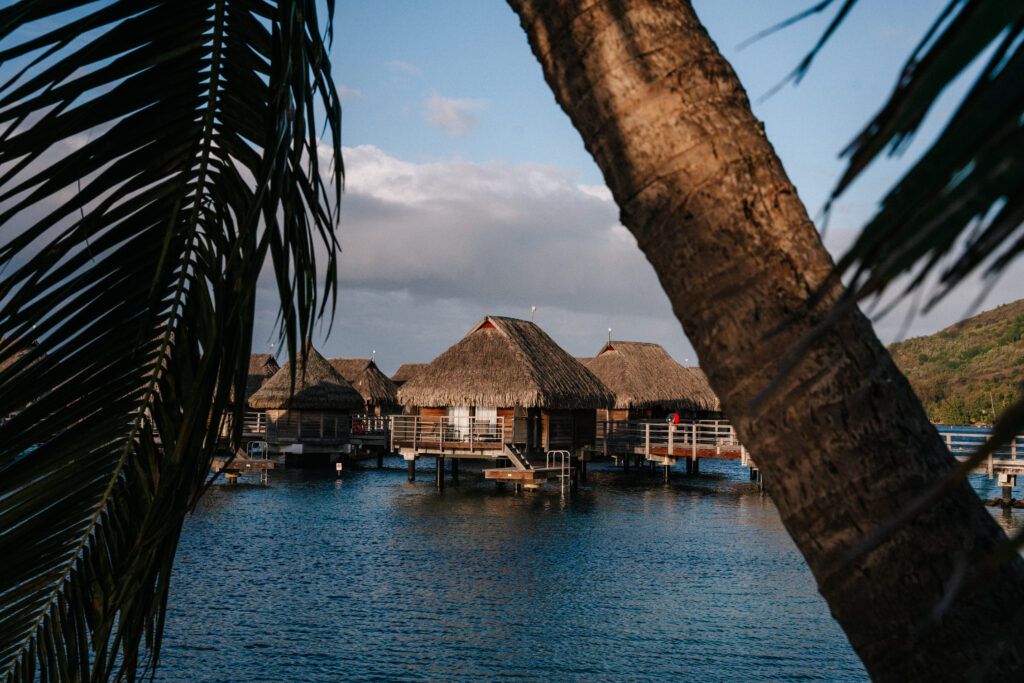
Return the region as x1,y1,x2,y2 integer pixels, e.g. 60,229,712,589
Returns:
831,0,1024,304
0,1,341,681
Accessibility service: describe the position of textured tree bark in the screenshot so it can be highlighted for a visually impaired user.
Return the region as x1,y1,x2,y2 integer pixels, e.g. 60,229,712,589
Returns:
507,0,1024,679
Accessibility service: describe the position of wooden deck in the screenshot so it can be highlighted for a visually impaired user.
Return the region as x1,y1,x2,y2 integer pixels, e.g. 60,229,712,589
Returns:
482,466,566,482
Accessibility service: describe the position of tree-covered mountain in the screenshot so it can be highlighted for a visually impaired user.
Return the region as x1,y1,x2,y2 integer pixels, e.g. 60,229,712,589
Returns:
889,300,1024,425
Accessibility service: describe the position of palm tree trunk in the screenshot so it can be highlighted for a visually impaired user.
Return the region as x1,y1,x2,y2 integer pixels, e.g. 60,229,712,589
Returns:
507,0,1024,678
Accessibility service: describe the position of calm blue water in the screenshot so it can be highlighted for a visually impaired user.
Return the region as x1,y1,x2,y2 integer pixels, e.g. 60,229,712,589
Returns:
156,457,1023,682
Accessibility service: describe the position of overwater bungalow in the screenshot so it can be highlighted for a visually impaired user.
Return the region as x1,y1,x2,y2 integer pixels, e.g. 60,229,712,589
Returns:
249,342,364,465
584,341,720,421
328,357,399,416
393,316,613,474
221,353,280,446
391,363,427,389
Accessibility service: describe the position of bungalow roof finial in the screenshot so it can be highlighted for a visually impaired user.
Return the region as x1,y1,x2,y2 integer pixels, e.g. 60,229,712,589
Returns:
531,305,536,322
608,327,612,344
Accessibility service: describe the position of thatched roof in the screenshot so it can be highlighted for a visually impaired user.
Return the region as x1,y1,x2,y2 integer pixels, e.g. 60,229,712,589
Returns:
328,358,398,406
397,316,614,409
245,353,280,401
584,341,720,412
249,342,363,411
682,366,721,412
391,363,428,387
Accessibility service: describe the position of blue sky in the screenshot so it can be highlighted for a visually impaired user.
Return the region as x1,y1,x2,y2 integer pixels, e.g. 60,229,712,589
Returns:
283,0,1023,375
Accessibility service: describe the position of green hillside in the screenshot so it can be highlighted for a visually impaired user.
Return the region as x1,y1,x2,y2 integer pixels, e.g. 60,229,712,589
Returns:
888,299,1024,425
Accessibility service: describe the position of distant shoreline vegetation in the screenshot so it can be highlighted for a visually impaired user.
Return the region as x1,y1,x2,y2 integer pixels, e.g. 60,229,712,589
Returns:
889,299,1024,425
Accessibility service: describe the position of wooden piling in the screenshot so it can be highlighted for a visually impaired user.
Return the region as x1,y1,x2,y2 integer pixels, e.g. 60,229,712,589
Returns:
663,463,670,483
407,458,415,482
436,455,445,490
377,451,384,468
451,457,459,482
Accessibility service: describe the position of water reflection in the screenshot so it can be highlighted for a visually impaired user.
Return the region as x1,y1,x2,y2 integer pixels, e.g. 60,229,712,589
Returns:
159,457,871,681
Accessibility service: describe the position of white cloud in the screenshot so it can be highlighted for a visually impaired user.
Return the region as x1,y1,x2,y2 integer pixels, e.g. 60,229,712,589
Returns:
260,144,1024,372
336,84,363,102
385,59,421,76
256,144,696,368
424,94,488,137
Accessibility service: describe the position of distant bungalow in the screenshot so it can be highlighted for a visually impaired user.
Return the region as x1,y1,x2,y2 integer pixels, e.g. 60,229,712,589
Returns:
249,342,363,465
394,316,613,461
391,363,427,389
231,353,280,442
584,341,721,421
328,357,399,416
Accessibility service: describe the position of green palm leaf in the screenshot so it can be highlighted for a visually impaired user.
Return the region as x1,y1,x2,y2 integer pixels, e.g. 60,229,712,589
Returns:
0,1,341,680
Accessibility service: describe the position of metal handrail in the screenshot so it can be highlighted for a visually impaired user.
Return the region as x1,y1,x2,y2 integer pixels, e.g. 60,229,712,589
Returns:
389,415,506,449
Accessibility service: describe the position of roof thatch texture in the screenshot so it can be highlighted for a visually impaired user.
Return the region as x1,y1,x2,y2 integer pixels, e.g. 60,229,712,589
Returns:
328,358,398,406
391,363,428,387
683,366,721,412
249,343,363,411
397,316,614,409
585,341,720,411
245,353,280,401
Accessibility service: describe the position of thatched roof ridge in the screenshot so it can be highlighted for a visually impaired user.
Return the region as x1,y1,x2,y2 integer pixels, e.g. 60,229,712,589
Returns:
245,353,280,401
328,357,398,406
397,316,614,409
391,363,428,387
249,342,363,410
584,341,719,411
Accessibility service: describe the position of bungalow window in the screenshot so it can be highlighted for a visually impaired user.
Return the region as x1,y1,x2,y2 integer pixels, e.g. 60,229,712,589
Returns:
475,406,497,440
447,405,470,440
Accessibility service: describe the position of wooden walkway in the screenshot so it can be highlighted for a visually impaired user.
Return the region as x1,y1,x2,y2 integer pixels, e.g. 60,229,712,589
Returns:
595,419,748,464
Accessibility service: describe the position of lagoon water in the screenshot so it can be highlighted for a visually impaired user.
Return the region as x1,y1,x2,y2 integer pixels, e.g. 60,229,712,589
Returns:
156,458,1022,682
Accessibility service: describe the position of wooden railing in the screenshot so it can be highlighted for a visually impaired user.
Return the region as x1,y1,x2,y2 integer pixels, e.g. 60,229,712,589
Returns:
596,419,743,459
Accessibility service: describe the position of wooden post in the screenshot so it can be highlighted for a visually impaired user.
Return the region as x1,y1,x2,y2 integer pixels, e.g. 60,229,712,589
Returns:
436,455,445,490
749,467,758,482
685,457,693,475
377,450,384,469
407,458,415,482
451,457,460,482
580,454,587,482
1002,486,1013,507
692,457,700,475
663,463,670,483
644,423,651,462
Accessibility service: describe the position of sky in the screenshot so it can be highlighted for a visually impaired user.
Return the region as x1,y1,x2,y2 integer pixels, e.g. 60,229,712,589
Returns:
21,1,1013,377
